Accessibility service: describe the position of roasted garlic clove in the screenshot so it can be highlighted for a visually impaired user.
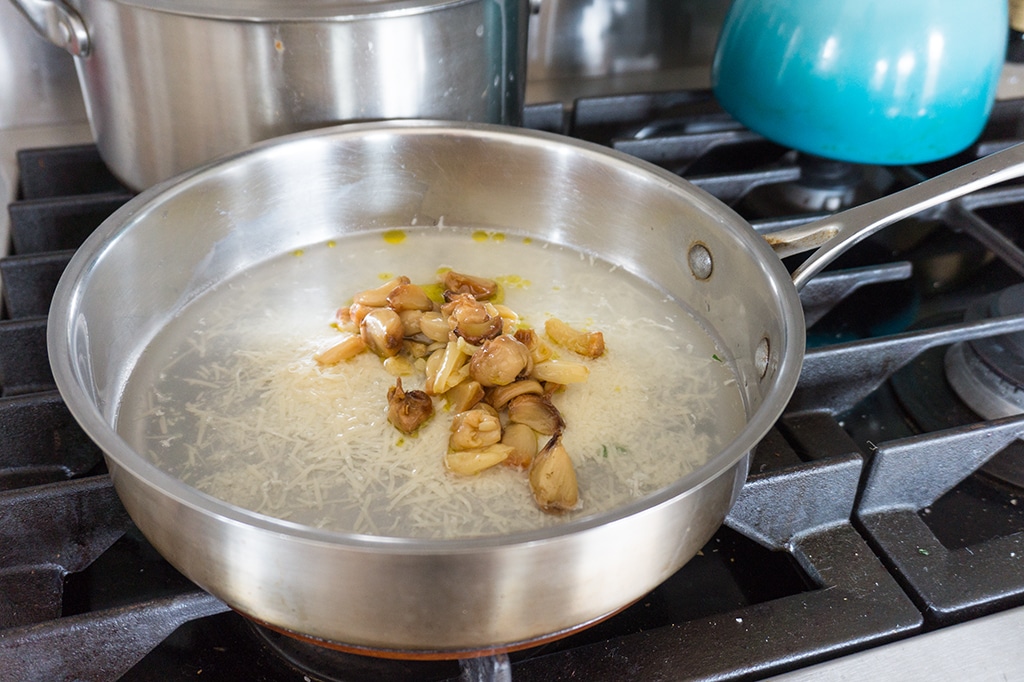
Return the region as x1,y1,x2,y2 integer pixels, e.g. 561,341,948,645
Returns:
474,401,499,418
442,271,498,300
506,394,564,435
542,381,567,399
314,334,366,365
529,435,579,511
418,311,451,343
383,355,415,377
403,339,429,359
531,359,590,384
544,317,605,358
449,408,503,451
353,276,410,307
441,294,503,344
501,422,538,469
485,379,544,410
360,308,404,358
397,309,425,336
514,327,554,364
347,302,375,328
469,335,533,387
386,378,434,434
387,283,435,312
334,306,358,332
424,339,471,395
444,444,513,475
445,380,485,413
493,304,520,335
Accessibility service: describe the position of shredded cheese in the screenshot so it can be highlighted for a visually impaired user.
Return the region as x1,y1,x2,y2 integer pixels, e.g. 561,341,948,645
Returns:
117,229,746,539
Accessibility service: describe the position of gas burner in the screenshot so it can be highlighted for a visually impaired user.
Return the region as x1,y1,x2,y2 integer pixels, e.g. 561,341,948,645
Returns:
892,344,1024,491
778,154,864,212
888,296,1024,491
735,152,892,219
945,284,1024,419
246,621,463,682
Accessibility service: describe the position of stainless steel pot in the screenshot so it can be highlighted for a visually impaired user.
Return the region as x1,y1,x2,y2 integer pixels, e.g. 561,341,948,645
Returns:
0,0,86,128
527,0,726,79
712,0,1007,164
8,0,528,190
47,122,1024,655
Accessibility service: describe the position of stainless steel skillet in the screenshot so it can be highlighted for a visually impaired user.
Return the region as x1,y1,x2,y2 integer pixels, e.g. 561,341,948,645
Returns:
47,121,1024,655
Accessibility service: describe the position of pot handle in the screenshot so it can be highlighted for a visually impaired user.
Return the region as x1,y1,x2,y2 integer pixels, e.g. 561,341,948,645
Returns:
8,0,90,57
767,142,1024,291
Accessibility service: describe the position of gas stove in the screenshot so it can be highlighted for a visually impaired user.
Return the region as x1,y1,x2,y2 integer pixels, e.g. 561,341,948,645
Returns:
1,88,1024,681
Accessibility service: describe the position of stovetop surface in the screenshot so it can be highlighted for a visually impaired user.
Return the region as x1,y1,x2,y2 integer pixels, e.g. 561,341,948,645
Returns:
1,90,1023,681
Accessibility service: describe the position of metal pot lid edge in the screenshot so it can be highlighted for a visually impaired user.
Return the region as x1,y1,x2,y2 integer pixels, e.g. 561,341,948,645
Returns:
99,0,482,23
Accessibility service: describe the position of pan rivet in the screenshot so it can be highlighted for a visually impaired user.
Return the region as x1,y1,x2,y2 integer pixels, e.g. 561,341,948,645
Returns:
688,243,712,280
755,337,770,379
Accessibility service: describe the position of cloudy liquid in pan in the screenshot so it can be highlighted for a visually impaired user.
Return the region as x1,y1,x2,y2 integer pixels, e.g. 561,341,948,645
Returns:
117,228,748,539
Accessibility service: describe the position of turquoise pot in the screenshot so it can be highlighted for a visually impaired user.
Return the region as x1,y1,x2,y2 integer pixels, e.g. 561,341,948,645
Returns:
711,0,1007,164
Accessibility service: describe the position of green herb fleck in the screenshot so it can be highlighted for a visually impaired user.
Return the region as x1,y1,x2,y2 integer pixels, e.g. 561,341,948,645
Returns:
600,444,627,458
712,353,723,362
918,548,930,556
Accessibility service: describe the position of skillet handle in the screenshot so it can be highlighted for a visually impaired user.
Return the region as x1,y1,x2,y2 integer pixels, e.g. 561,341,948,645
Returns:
8,0,90,57
766,142,1024,291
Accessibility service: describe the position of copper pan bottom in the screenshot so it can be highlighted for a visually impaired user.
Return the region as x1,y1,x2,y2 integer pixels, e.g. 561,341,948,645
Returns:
239,601,633,662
